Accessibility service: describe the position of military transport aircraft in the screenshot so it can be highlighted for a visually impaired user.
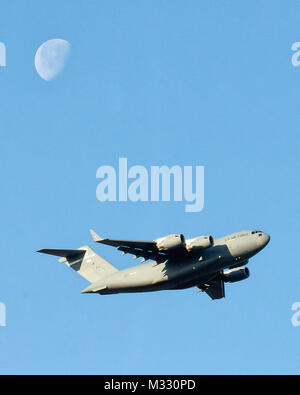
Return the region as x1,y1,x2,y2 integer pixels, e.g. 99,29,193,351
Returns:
38,229,270,299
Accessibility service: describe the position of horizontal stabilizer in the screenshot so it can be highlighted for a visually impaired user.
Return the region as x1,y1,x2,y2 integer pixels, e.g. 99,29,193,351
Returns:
37,249,85,259
37,245,118,283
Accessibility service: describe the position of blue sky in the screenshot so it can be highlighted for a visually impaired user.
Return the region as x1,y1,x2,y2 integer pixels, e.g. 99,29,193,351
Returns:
0,0,299,374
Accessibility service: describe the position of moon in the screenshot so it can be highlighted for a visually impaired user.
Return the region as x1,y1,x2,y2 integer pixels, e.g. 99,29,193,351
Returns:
35,39,71,81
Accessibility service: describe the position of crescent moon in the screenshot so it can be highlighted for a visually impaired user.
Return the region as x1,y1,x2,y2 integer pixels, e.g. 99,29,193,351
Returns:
35,39,71,81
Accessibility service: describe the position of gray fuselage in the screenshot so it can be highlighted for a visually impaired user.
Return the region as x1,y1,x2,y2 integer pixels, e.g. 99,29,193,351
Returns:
83,230,270,295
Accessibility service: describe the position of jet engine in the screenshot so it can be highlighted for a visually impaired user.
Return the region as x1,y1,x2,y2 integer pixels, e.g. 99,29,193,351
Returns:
185,236,214,252
155,234,185,251
222,267,250,283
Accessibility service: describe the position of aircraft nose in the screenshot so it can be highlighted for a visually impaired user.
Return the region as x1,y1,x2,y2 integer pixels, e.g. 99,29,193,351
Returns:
259,232,270,248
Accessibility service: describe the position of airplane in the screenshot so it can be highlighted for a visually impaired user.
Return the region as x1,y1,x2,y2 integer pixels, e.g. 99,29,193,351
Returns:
37,229,270,300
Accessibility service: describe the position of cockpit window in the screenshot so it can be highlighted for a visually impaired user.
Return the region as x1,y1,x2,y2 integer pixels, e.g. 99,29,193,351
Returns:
252,230,263,234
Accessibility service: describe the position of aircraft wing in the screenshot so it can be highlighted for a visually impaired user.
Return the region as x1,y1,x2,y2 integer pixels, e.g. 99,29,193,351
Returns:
198,278,225,300
90,229,167,262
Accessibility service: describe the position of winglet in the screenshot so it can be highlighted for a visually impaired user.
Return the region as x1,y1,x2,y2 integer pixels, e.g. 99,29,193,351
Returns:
90,229,103,242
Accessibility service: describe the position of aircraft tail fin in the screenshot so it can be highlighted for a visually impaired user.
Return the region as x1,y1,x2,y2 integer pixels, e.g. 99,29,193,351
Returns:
37,246,118,283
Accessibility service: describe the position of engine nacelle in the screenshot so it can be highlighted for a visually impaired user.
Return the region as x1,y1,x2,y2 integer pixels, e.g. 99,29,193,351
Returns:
222,267,250,283
155,234,185,251
185,236,214,252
